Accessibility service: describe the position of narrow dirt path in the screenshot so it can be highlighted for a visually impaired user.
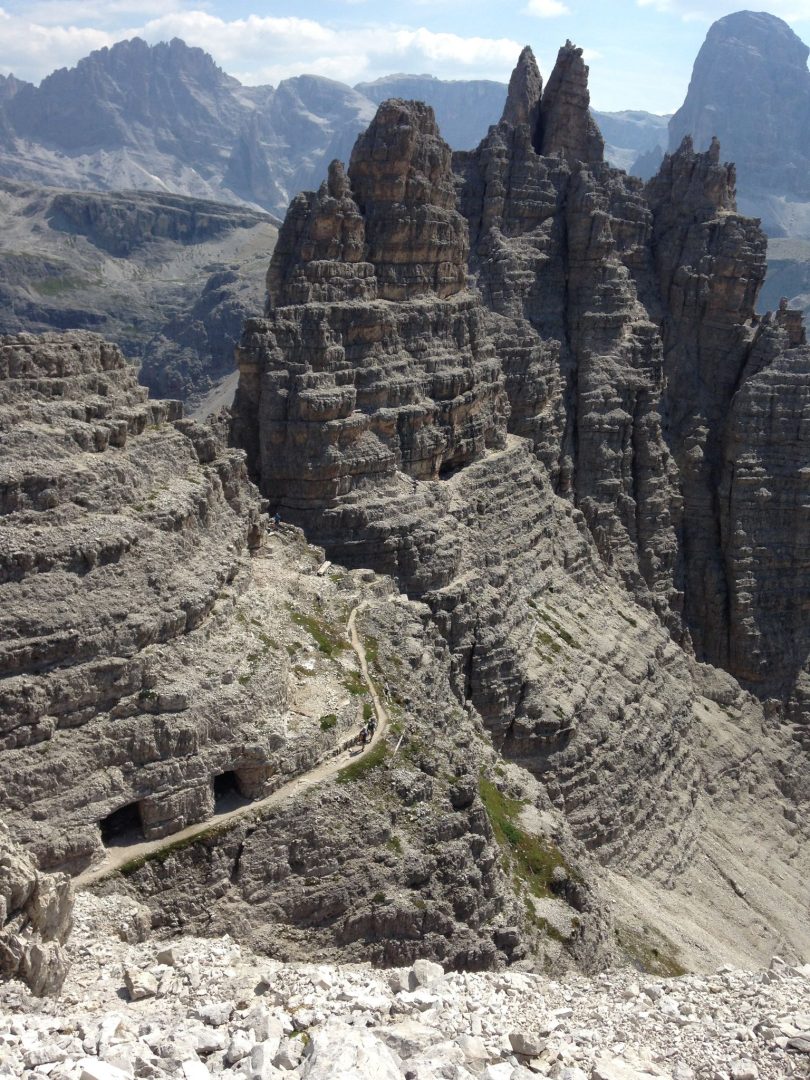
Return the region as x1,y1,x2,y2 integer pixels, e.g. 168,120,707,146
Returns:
75,602,389,889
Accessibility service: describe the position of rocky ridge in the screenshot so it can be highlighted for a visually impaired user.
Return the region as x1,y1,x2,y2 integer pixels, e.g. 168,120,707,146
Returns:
0,824,73,997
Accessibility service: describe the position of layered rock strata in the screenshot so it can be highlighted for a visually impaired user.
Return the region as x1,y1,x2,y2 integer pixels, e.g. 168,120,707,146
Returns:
2,330,604,975
0,333,421,883
232,39,810,893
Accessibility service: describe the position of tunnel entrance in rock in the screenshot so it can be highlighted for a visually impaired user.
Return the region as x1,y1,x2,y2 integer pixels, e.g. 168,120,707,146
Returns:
439,458,465,480
213,770,249,811
100,802,143,846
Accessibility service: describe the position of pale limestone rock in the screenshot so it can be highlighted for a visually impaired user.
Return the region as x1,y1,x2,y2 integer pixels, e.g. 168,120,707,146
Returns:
300,1019,402,1080
124,969,158,1001
409,959,445,989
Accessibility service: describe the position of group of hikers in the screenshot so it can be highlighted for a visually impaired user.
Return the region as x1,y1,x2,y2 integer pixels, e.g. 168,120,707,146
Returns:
358,713,377,748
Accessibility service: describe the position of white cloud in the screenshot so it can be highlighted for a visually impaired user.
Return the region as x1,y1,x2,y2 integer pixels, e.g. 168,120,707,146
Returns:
637,0,810,22
0,7,525,85
523,0,570,15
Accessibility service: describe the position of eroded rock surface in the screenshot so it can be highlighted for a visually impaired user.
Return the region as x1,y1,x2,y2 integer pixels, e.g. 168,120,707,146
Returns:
0,823,73,996
230,42,810,967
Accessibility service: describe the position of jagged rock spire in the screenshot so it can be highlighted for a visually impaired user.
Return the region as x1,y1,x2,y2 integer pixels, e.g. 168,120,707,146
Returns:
500,45,543,133
648,133,737,218
538,40,604,164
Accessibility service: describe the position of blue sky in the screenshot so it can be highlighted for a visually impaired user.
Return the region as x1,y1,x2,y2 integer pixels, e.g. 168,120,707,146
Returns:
2,1,810,113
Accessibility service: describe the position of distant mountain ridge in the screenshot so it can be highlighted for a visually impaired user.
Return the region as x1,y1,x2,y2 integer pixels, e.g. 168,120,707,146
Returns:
0,37,667,215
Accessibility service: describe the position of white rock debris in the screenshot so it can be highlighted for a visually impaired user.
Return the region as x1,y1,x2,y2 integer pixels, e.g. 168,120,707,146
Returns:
1,895,809,1080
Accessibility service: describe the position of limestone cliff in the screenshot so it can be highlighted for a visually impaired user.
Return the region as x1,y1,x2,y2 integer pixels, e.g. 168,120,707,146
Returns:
230,41,810,968
1,330,604,979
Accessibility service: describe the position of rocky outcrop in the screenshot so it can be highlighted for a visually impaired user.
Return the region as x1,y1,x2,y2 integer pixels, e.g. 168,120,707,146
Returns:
0,823,72,995
0,331,282,873
232,102,507,540
537,41,604,165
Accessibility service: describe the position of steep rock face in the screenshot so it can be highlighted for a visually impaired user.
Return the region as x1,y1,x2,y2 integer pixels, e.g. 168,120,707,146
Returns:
668,11,810,235
232,39,810,899
232,103,507,539
720,314,810,742
456,46,681,621
0,823,73,996
646,136,767,668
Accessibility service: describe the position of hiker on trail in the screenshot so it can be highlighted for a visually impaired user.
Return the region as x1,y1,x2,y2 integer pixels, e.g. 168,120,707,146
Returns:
412,476,418,494
359,727,369,748
367,715,377,738
273,511,281,529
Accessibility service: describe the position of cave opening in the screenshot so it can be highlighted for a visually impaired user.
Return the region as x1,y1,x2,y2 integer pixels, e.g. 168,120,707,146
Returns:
99,802,143,846
213,770,246,810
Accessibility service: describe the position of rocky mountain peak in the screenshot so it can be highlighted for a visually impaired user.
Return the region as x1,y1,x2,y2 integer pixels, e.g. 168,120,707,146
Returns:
347,98,469,299
538,40,604,164
500,45,543,133
348,98,457,211
668,9,810,232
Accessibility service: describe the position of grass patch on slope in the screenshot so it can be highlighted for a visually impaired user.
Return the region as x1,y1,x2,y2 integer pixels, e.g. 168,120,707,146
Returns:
478,775,576,899
337,739,389,783
615,923,688,977
288,607,347,658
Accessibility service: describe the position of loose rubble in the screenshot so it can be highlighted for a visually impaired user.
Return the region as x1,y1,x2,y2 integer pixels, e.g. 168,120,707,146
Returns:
1,894,808,1080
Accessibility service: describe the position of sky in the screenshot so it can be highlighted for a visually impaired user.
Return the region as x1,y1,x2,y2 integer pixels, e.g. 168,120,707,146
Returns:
2,1,810,113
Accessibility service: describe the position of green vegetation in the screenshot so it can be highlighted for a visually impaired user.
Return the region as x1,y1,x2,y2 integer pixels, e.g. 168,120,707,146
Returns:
478,775,577,899
289,608,346,657
618,610,639,628
342,670,366,695
536,609,580,649
31,275,85,296
116,819,236,877
615,924,687,977
386,835,402,854
362,701,374,721
371,892,387,905
319,714,338,731
337,738,389,783
536,629,562,655
364,635,380,668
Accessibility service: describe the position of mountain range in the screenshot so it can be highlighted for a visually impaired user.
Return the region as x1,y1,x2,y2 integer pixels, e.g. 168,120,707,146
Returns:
5,11,810,403
0,37,667,218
